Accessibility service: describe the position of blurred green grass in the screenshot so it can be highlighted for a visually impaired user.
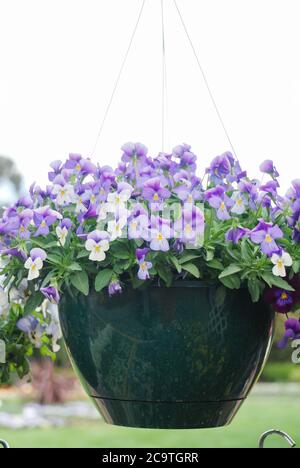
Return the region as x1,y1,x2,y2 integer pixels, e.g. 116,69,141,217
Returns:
1,395,299,448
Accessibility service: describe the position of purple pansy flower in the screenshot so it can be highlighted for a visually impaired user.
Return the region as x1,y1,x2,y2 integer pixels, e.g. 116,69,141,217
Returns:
48,160,63,182
17,315,45,348
291,179,300,198
142,177,171,204
65,155,97,176
278,319,300,349
41,286,60,304
173,181,202,204
1,248,27,261
260,180,280,195
226,227,250,244
121,142,148,163
260,160,279,178
207,152,232,183
136,248,152,280
16,196,33,209
264,277,300,314
18,209,33,239
81,203,98,221
108,280,122,296
251,221,283,256
174,205,205,244
205,186,233,220
33,206,61,237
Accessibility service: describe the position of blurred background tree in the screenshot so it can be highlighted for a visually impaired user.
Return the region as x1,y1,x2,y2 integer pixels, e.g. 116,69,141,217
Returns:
0,155,23,207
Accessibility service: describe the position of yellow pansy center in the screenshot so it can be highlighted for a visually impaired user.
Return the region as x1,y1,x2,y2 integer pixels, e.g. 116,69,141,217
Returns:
185,224,192,234
277,259,284,269
141,262,147,271
220,202,226,211
236,198,243,206
281,292,288,300
94,245,102,253
76,164,81,171
265,234,273,243
156,233,164,241
153,193,159,202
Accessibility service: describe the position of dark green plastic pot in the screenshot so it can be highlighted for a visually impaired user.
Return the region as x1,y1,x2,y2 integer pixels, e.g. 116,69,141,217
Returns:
59,283,274,429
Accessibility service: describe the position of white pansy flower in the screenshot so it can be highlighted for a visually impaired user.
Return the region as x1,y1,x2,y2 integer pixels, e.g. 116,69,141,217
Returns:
271,252,293,277
25,257,43,281
56,225,68,247
0,287,9,317
85,231,110,262
75,194,87,213
46,303,63,353
107,217,127,241
24,248,47,281
106,190,131,215
53,183,75,206
10,279,28,302
231,192,247,215
98,203,109,222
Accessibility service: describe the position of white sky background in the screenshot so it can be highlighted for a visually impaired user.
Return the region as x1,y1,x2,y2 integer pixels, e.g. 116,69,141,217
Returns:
0,0,300,199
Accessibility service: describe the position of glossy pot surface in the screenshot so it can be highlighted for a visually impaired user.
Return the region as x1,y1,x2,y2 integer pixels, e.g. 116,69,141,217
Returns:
59,283,274,429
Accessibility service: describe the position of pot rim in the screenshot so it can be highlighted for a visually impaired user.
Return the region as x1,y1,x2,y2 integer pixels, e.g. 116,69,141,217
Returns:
152,280,216,289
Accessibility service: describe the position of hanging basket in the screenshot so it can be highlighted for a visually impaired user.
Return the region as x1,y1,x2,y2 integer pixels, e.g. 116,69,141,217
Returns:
59,282,274,429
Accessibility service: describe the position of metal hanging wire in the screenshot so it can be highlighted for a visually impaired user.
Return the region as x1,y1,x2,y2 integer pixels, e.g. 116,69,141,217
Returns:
161,0,168,153
172,0,238,161
91,0,238,161
90,0,147,157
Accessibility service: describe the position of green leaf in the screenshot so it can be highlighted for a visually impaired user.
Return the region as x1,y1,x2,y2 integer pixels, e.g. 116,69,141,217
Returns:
261,273,295,292
24,292,44,316
46,254,63,265
248,278,261,303
169,256,182,274
31,239,58,249
67,262,82,272
241,239,252,261
215,286,227,307
95,269,113,292
41,271,56,288
111,244,130,260
206,250,215,262
219,264,242,279
70,271,89,296
219,275,241,290
156,265,173,286
178,253,200,265
77,250,89,259
292,261,300,274
207,259,224,270
181,263,200,279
